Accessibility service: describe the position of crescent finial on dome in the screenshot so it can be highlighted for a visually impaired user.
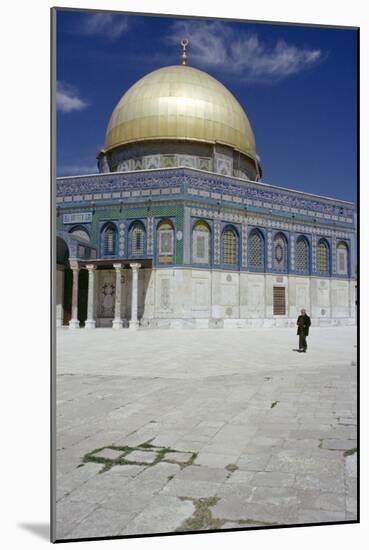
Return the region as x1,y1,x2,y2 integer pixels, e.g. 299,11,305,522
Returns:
181,39,189,65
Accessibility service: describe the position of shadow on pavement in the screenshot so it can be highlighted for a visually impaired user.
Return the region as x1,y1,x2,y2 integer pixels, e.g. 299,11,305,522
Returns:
18,523,49,541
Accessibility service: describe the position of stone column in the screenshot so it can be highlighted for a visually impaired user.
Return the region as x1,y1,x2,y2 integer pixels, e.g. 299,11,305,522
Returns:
85,264,96,329
56,266,64,327
69,262,80,329
113,263,123,329
129,263,141,329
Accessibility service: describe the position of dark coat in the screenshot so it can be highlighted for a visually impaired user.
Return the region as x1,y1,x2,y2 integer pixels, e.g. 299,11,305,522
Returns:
297,314,311,336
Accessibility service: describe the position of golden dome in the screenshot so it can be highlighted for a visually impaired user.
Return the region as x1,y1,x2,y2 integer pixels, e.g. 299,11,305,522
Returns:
104,65,257,161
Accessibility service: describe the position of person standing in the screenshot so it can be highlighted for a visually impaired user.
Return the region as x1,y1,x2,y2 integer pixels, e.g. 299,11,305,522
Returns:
296,309,311,352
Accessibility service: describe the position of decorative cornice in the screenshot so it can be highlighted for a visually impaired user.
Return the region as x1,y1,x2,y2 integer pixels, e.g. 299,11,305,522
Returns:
56,167,354,220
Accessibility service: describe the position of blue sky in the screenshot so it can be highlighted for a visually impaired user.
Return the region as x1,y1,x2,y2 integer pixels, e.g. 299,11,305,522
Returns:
56,9,358,203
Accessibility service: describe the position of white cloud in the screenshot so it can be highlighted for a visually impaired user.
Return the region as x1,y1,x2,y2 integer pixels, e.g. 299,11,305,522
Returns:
56,81,88,113
80,12,128,39
169,21,323,83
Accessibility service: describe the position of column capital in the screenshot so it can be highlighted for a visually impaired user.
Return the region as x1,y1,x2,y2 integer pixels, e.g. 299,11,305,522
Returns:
69,260,79,271
86,263,96,271
113,263,123,270
129,263,141,270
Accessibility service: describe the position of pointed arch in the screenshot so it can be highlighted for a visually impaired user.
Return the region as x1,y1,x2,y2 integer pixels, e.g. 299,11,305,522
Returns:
129,220,146,257
273,232,288,272
101,222,117,256
296,235,310,274
157,219,175,264
337,240,349,275
222,225,239,267
192,220,211,264
69,225,90,242
248,228,265,270
317,238,330,274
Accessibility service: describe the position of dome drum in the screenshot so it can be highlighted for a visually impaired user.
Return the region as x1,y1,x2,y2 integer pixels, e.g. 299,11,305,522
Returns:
97,139,260,180
98,64,262,181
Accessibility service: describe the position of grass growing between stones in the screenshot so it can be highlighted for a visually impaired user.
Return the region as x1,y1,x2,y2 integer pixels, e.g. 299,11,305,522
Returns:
175,496,277,532
344,448,357,457
176,497,225,531
270,401,279,409
81,441,198,473
225,464,239,473
225,463,239,478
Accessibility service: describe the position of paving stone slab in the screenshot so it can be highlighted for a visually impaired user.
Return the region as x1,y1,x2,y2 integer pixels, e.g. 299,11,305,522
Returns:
250,486,299,507
215,481,254,499
125,450,158,464
294,473,345,494
345,496,357,514
56,462,102,501
345,476,357,498
314,492,346,512
64,506,134,539
100,486,156,515
297,508,346,523
225,470,255,484
121,495,195,535
92,448,126,460
163,451,194,463
212,498,298,524
171,439,206,452
237,453,272,471
252,471,295,488
345,453,357,477
265,451,343,476
194,452,241,468
160,478,222,498
175,465,228,483
55,499,99,540
321,439,357,451
282,439,320,451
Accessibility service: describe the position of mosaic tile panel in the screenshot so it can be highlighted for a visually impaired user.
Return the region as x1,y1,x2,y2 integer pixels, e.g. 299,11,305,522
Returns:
249,230,264,269
312,235,317,272
147,217,154,255
118,221,125,257
242,223,248,267
295,237,309,273
187,207,353,242
56,167,354,218
290,233,295,271
267,230,273,269
273,233,288,272
332,237,337,273
91,206,181,246
214,222,221,264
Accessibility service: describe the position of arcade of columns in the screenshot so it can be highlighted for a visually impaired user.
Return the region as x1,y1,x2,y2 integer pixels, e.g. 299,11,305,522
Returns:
68,262,142,330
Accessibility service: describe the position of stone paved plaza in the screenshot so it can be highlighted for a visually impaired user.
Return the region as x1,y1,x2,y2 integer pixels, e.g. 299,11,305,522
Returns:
55,326,357,540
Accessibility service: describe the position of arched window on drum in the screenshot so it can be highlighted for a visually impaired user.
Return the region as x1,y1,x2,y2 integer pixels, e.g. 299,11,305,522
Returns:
129,221,146,257
273,232,288,272
192,220,211,265
157,220,174,264
101,223,117,256
248,228,265,270
337,241,349,275
222,226,238,267
317,238,330,274
295,236,310,274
